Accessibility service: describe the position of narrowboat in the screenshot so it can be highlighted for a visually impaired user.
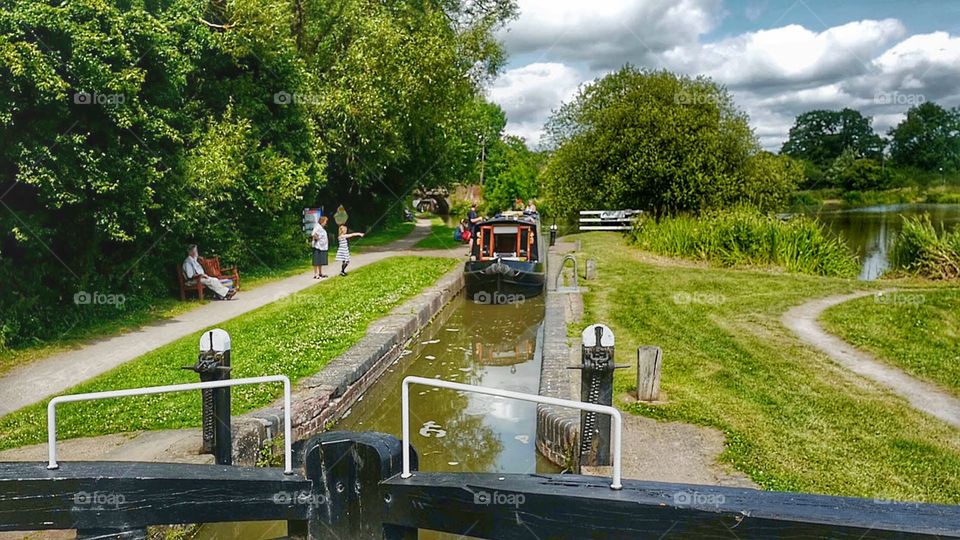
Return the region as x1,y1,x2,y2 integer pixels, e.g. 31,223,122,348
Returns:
465,211,545,303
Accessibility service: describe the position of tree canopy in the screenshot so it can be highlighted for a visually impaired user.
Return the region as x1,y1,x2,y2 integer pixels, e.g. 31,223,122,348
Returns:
889,102,960,173
0,0,516,348
540,66,799,218
781,108,885,168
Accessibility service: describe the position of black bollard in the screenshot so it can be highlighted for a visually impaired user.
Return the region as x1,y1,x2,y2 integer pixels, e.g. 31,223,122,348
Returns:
183,329,232,465
549,223,558,246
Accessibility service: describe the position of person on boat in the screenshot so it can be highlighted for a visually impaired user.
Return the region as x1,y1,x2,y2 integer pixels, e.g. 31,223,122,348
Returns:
182,244,236,300
467,203,483,250
515,198,525,211
335,225,364,276
525,201,538,214
311,215,329,279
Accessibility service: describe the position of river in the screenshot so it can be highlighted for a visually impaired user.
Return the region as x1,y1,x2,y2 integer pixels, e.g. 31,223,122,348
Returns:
805,203,960,280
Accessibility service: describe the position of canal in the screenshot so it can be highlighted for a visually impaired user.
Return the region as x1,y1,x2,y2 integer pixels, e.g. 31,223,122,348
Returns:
806,203,960,280
196,292,554,539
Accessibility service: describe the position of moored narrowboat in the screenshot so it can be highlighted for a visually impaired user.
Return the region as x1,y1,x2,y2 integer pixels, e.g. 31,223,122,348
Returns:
465,211,545,303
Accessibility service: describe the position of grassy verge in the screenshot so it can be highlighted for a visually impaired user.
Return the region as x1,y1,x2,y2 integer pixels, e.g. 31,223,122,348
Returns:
351,220,416,252
821,289,960,396
630,208,859,277
0,222,420,375
414,217,462,250
0,257,313,378
0,256,458,451
574,233,959,503
794,185,960,209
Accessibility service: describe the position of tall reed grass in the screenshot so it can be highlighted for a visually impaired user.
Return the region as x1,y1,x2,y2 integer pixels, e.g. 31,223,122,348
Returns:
891,216,960,280
629,208,859,277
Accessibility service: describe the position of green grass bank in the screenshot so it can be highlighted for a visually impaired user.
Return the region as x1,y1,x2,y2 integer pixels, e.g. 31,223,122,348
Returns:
821,289,960,396
572,233,959,504
0,256,457,451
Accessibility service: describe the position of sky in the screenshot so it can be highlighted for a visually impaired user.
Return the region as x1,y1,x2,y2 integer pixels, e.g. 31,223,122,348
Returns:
487,0,960,151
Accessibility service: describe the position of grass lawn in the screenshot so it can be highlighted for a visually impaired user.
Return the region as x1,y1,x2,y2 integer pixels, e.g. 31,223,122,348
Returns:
821,289,960,396
0,256,458,451
0,222,420,377
573,233,960,504
351,220,416,252
414,216,462,250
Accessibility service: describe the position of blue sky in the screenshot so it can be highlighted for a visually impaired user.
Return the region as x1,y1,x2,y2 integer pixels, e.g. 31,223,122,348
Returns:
489,0,960,150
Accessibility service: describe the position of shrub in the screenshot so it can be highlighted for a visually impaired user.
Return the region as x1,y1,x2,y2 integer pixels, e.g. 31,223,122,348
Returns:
629,208,859,277
891,216,960,280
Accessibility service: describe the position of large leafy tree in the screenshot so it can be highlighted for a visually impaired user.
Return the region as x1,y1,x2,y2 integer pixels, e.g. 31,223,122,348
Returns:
541,66,796,218
889,102,960,173
781,108,885,167
0,0,516,347
483,136,543,214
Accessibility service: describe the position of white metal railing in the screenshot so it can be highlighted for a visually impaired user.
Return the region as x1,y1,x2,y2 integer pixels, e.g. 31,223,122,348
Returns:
46,375,293,474
400,376,623,490
578,210,641,231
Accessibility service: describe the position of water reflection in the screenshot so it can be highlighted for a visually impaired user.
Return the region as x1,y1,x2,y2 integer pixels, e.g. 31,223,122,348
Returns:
808,204,960,280
338,294,550,475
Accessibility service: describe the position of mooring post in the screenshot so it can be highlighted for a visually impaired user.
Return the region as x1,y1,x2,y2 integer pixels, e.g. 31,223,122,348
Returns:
637,346,663,402
576,324,618,466
182,329,232,464
297,431,418,540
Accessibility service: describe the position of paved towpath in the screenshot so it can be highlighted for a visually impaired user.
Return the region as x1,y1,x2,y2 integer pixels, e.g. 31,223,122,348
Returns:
0,219,462,416
782,290,960,429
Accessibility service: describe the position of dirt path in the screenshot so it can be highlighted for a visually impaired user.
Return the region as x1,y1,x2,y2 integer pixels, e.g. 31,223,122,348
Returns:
0,218,461,417
782,291,960,429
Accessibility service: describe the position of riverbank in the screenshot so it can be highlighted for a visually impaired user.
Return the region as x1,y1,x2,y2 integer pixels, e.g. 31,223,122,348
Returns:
567,232,959,504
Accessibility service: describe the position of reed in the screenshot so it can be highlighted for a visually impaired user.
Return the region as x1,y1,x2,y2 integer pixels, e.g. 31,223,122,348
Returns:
628,208,859,277
891,215,960,280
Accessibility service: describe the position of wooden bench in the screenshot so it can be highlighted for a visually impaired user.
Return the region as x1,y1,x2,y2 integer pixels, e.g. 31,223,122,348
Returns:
176,256,240,300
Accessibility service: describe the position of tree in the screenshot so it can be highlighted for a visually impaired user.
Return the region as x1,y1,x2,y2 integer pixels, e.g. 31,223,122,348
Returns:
541,66,792,218
781,108,885,168
889,102,960,173
483,136,543,213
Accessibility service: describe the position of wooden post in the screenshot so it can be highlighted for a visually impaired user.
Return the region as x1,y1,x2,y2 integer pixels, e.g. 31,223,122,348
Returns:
637,346,662,402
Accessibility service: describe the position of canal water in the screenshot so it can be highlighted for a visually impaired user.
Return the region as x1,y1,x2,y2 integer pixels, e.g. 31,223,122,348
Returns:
195,293,554,539
805,204,960,280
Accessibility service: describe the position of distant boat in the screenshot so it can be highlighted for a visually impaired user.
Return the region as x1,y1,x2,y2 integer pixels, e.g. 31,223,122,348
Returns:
465,211,545,303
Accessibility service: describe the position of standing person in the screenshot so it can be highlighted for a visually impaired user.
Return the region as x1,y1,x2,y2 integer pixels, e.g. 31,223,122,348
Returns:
335,225,365,276
311,215,329,279
183,245,236,300
467,203,482,251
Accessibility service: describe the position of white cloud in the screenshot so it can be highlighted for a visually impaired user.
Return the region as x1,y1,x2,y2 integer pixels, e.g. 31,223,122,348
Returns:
488,62,583,146
498,0,721,70
490,1,960,151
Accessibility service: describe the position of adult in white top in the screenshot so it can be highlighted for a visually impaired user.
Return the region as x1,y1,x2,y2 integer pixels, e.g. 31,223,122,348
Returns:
311,215,330,279
182,244,235,300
